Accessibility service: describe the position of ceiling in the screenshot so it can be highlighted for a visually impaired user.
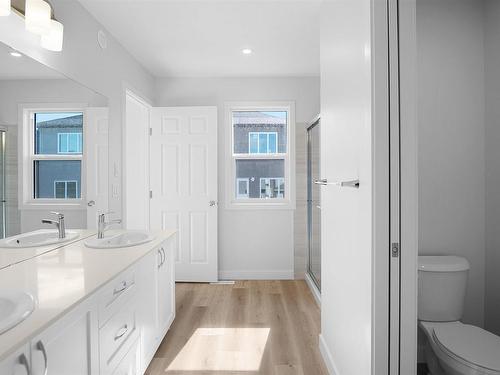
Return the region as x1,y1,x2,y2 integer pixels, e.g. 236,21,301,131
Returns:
78,0,321,78
0,43,64,80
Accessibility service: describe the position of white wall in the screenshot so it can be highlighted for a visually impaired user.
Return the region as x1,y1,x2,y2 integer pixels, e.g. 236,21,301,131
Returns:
417,0,486,327
319,1,374,374
485,0,500,336
0,79,107,232
155,77,320,279
0,0,155,219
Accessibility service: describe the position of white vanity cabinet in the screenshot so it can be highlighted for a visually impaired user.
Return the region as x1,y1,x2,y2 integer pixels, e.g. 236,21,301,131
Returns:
30,298,99,375
136,239,176,373
0,344,31,375
157,240,175,338
0,234,176,375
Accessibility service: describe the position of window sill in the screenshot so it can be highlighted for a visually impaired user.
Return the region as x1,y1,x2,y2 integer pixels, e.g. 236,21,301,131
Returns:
20,201,86,211
225,199,296,210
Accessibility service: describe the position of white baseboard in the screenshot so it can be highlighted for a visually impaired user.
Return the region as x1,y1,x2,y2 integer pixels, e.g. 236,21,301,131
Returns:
319,334,339,375
218,269,294,280
304,273,321,306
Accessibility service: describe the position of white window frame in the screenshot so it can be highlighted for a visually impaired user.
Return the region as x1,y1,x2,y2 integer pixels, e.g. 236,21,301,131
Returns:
225,101,296,210
19,103,87,210
248,131,278,154
54,180,79,199
57,132,83,154
236,178,250,199
259,177,285,199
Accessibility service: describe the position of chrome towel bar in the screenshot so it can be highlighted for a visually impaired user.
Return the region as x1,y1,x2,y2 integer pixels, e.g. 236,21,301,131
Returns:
314,179,360,188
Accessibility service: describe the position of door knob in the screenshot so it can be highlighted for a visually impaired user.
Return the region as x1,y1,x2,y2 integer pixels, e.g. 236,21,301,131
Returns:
87,200,96,207
209,200,217,207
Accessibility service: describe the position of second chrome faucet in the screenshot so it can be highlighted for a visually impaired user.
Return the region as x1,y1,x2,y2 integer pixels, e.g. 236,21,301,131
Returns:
97,213,122,239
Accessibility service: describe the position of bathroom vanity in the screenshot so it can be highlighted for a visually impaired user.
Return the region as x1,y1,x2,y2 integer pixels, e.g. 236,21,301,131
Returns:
0,229,176,375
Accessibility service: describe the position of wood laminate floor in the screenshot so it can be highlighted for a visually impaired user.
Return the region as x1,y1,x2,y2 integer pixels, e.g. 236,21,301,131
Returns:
146,280,328,375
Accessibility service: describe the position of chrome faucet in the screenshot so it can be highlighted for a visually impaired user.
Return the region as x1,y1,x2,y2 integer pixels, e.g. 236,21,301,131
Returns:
42,212,66,239
97,212,122,239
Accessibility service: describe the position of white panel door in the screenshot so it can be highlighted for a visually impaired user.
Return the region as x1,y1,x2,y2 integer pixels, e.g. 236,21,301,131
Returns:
150,107,218,282
85,107,109,229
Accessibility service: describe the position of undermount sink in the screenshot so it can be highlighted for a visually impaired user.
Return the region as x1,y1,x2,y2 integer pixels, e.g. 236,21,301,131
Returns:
0,291,35,335
0,230,79,249
84,231,155,249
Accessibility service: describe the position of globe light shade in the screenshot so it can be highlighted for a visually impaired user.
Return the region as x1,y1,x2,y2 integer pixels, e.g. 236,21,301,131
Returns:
0,0,11,17
25,0,51,35
41,19,64,51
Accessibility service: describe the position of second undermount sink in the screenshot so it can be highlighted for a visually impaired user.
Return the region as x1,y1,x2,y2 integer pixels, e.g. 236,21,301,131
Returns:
84,231,155,249
0,291,35,335
0,230,79,249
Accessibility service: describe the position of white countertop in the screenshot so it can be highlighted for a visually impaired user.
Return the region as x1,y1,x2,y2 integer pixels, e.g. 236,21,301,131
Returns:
0,229,176,361
0,229,95,270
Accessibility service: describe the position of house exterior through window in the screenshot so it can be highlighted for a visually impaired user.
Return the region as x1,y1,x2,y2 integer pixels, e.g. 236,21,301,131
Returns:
226,102,295,209
32,112,83,200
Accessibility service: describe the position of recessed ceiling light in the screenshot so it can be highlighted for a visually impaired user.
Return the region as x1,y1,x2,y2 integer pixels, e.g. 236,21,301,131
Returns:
242,48,253,55
9,51,22,57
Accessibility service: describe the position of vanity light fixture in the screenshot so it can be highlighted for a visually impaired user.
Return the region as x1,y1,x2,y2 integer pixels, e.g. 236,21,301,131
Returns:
242,48,253,55
0,0,11,16
2,0,64,51
40,18,63,51
25,0,51,35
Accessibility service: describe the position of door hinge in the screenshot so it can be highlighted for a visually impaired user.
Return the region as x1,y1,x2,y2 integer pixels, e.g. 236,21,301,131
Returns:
149,128,152,136
149,190,153,199
391,242,400,258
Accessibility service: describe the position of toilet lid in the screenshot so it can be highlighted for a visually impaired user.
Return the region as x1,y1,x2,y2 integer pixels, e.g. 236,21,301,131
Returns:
434,324,500,371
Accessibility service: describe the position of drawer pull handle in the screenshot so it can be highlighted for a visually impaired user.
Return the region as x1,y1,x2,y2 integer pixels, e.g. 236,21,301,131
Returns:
113,282,128,296
114,324,128,341
36,341,48,375
18,352,31,375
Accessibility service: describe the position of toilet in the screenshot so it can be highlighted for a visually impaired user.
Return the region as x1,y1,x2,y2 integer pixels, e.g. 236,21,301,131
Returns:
418,256,500,375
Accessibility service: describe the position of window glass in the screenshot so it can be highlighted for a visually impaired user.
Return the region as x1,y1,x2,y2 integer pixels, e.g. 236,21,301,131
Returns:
35,112,83,155
235,159,285,199
236,178,249,198
233,111,287,154
34,160,81,199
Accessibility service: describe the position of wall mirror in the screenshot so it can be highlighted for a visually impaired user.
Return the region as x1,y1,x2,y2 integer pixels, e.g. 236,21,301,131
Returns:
0,41,109,238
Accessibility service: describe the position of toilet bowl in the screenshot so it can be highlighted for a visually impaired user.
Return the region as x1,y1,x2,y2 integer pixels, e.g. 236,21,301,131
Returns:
420,321,500,375
418,256,500,375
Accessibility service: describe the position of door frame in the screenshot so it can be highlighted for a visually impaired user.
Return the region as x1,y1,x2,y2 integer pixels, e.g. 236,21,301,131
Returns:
122,87,153,230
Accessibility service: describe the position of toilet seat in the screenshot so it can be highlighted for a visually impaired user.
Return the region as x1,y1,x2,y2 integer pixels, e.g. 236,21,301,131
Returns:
429,322,500,374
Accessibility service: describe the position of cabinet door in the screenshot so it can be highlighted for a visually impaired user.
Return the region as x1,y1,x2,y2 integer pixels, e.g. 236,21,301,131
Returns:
135,250,158,372
31,298,98,375
0,344,31,375
157,239,175,337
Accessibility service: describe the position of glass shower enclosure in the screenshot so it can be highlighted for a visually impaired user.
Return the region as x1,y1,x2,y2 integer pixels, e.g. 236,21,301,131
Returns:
307,118,321,290
0,129,6,239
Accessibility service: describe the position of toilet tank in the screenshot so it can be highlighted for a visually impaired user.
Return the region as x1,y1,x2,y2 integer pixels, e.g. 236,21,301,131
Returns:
418,256,470,322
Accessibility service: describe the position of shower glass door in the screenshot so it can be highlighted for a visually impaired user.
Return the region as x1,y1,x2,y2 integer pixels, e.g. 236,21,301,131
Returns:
0,130,6,239
307,119,321,290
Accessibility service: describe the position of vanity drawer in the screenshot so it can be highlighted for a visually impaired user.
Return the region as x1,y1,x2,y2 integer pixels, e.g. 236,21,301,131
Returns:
98,266,136,327
112,336,140,375
99,305,138,374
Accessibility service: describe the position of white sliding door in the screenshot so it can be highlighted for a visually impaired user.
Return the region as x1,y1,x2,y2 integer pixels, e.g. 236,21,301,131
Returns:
150,107,218,282
85,107,109,229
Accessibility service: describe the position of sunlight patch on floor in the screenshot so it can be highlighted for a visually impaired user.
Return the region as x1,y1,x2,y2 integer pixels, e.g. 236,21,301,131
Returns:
166,327,270,372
